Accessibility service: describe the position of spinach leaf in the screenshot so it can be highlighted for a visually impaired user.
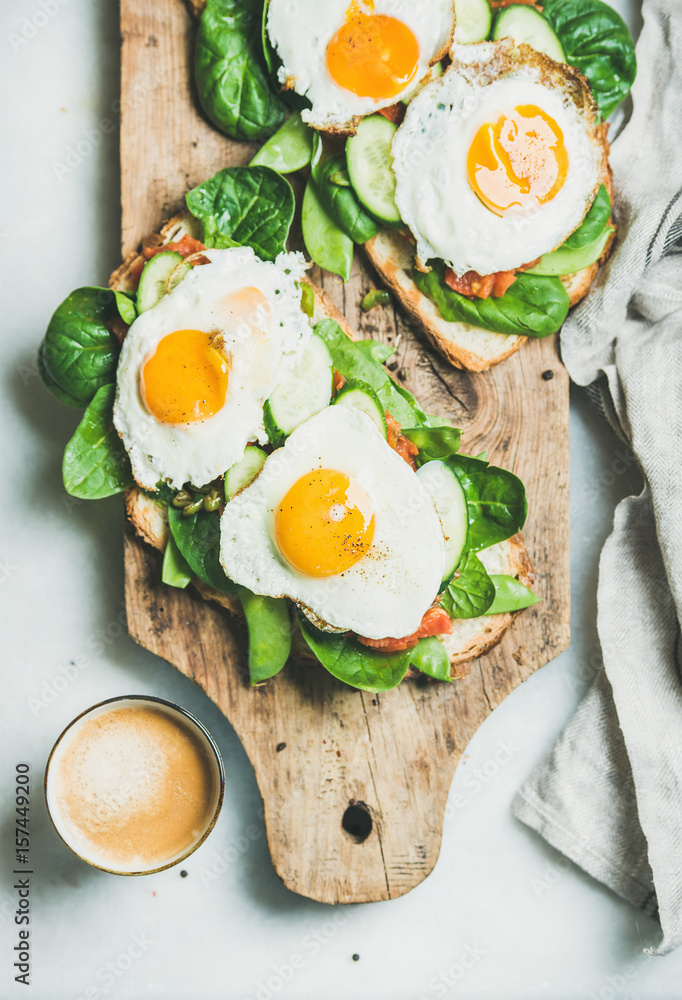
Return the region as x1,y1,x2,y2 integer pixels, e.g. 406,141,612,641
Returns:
39,287,123,407
311,135,379,245
37,342,82,408
195,0,287,142
301,177,354,281
162,536,193,589
448,454,528,551
485,575,539,615
413,262,569,338
353,339,394,365
250,111,314,173
236,585,291,683
186,166,295,261
402,425,461,464
441,550,496,619
62,384,133,499
168,504,235,594
543,0,636,118
409,636,452,682
314,321,428,427
299,620,412,692
564,184,611,250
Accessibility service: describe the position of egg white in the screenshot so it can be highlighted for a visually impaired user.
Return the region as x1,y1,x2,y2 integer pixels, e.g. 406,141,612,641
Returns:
267,0,455,131
220,405,446,639
392,40,605,275
114,247,310,491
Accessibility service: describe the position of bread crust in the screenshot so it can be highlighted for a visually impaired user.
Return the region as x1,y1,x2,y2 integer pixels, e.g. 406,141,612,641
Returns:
114,216,534,680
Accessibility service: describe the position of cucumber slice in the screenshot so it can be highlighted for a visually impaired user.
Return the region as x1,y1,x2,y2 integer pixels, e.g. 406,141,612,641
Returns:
225,446,268,500
526,227,613,276
346,115,401,226
137,251,184,313
453,0,492,43
167,258,192,294
263,334,333,445
333,379,387,437
417,460,468,585
492,6,566,62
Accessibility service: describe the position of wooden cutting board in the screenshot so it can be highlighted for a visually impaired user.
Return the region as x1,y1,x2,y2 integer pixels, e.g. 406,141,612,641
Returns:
120,0,570,904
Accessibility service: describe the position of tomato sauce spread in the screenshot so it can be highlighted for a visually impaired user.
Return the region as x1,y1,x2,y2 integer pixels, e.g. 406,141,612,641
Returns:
443,257,541,300
386,412,419,470
357,604,453,652
143,234,208,261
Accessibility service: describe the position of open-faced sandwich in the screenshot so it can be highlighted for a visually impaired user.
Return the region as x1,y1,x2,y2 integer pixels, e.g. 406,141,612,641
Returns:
38,165,537,694
191,0,635,371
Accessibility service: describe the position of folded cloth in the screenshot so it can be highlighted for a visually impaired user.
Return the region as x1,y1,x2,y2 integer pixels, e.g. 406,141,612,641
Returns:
513,0,682,955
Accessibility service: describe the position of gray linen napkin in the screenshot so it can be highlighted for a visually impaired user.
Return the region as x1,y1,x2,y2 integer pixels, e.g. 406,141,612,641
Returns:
512,0,682,955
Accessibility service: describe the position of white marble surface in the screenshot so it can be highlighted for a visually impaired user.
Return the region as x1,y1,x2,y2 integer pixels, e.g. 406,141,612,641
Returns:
4,1,681,997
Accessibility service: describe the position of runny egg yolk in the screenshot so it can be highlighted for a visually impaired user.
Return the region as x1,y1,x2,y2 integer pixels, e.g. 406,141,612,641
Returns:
141,328,229,425
326,1,420,100
467,104,569,216
275,469,375,577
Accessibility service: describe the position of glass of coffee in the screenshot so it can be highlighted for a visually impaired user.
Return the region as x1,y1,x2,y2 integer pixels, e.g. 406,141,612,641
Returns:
44,695,225,875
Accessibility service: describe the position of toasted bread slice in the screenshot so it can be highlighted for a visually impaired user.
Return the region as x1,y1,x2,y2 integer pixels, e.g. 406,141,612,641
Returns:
114,217,533,681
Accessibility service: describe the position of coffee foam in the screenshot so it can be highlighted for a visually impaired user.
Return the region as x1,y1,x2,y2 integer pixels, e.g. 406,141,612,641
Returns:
48,704,220,873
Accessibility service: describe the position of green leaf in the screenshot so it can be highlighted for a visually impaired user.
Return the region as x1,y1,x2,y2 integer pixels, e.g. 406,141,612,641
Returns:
485,575,540,615
195,0,287,142
563,184,611,250
402,425,461,464
236,586,291,683
311,134,379,245
413,262,570,338
409,637,452,682
441,550,495,619
114,291,137,325
448,454,528,551
168,504,235,594
528,227,613,277
186,166,295,261
250,112,314,173
39,287,122,407
314,320,428,427
299,620,412,692
354,339,395,365
542,0,637,119
37,342,82,407
162,536,193,589
62,384,133,499
301,177,353,282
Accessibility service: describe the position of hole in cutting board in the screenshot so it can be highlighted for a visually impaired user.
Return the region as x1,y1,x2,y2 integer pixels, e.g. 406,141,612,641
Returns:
342,802,372,843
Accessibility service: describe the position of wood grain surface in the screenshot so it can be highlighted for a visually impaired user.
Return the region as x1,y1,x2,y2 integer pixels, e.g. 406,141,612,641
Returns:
120,0,570,904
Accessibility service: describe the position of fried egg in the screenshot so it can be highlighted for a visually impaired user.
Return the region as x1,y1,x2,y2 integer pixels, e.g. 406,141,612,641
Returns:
114,248,310,491
219,405,446,639
266,0,455,131
392,40,606,275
